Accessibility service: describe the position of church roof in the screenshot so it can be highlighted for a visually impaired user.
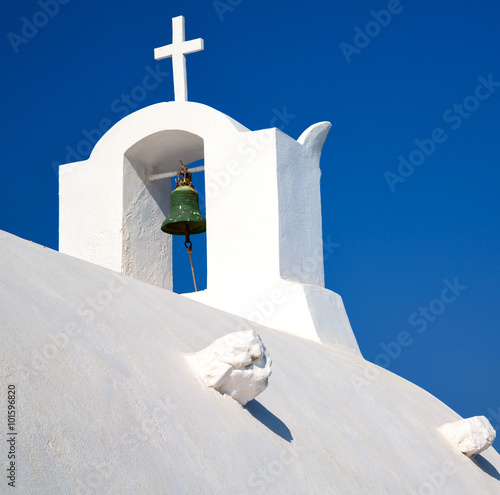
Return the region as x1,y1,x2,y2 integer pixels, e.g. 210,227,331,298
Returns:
1,230,498,494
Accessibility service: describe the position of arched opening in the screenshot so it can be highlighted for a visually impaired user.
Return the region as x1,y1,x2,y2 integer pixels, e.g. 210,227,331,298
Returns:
123,130,207,292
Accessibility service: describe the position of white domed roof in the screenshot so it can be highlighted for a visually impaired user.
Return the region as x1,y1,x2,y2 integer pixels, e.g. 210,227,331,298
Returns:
0,230,498,494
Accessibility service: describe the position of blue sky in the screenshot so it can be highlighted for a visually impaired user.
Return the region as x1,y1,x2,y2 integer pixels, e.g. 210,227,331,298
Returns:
1,0,499,427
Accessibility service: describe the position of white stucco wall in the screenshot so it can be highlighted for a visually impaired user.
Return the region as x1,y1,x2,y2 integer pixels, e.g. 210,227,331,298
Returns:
59,102,359,353
60,102,247,290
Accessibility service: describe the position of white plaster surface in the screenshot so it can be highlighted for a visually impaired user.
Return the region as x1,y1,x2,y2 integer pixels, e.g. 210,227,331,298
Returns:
59,102,248,291
186,280,360,353
439,416,497,457
187,330,271,405
59,101,361,352
1,230,499,494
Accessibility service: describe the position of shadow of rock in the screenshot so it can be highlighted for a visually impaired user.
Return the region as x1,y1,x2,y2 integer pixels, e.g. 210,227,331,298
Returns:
245,400,293,442
473,454,500,481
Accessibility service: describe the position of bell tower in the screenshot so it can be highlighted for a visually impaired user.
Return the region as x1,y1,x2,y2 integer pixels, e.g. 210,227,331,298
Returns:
58,16,361,355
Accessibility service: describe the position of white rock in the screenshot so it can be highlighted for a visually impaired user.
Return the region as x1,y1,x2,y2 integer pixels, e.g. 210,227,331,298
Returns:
438,416,496,457
187,330,272,405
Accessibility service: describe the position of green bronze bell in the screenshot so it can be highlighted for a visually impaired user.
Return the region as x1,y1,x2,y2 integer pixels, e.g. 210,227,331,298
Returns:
161,162,206,236
161,184,206,235
161,161,205,292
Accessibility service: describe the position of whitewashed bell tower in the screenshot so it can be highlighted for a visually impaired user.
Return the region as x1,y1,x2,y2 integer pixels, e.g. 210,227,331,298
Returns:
59,16,360,354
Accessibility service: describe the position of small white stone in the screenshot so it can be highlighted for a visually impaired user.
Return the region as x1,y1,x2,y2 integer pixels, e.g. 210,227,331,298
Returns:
438,416,496,457
187,330,272,405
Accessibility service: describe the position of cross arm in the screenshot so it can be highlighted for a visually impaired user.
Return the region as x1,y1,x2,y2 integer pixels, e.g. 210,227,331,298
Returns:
154,39,203,60
182,38,204,55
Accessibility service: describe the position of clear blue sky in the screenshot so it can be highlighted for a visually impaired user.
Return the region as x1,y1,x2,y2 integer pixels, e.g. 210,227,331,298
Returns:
1,0,499,426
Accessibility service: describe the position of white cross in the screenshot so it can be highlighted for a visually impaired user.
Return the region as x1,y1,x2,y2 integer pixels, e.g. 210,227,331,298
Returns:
154,16,204,102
